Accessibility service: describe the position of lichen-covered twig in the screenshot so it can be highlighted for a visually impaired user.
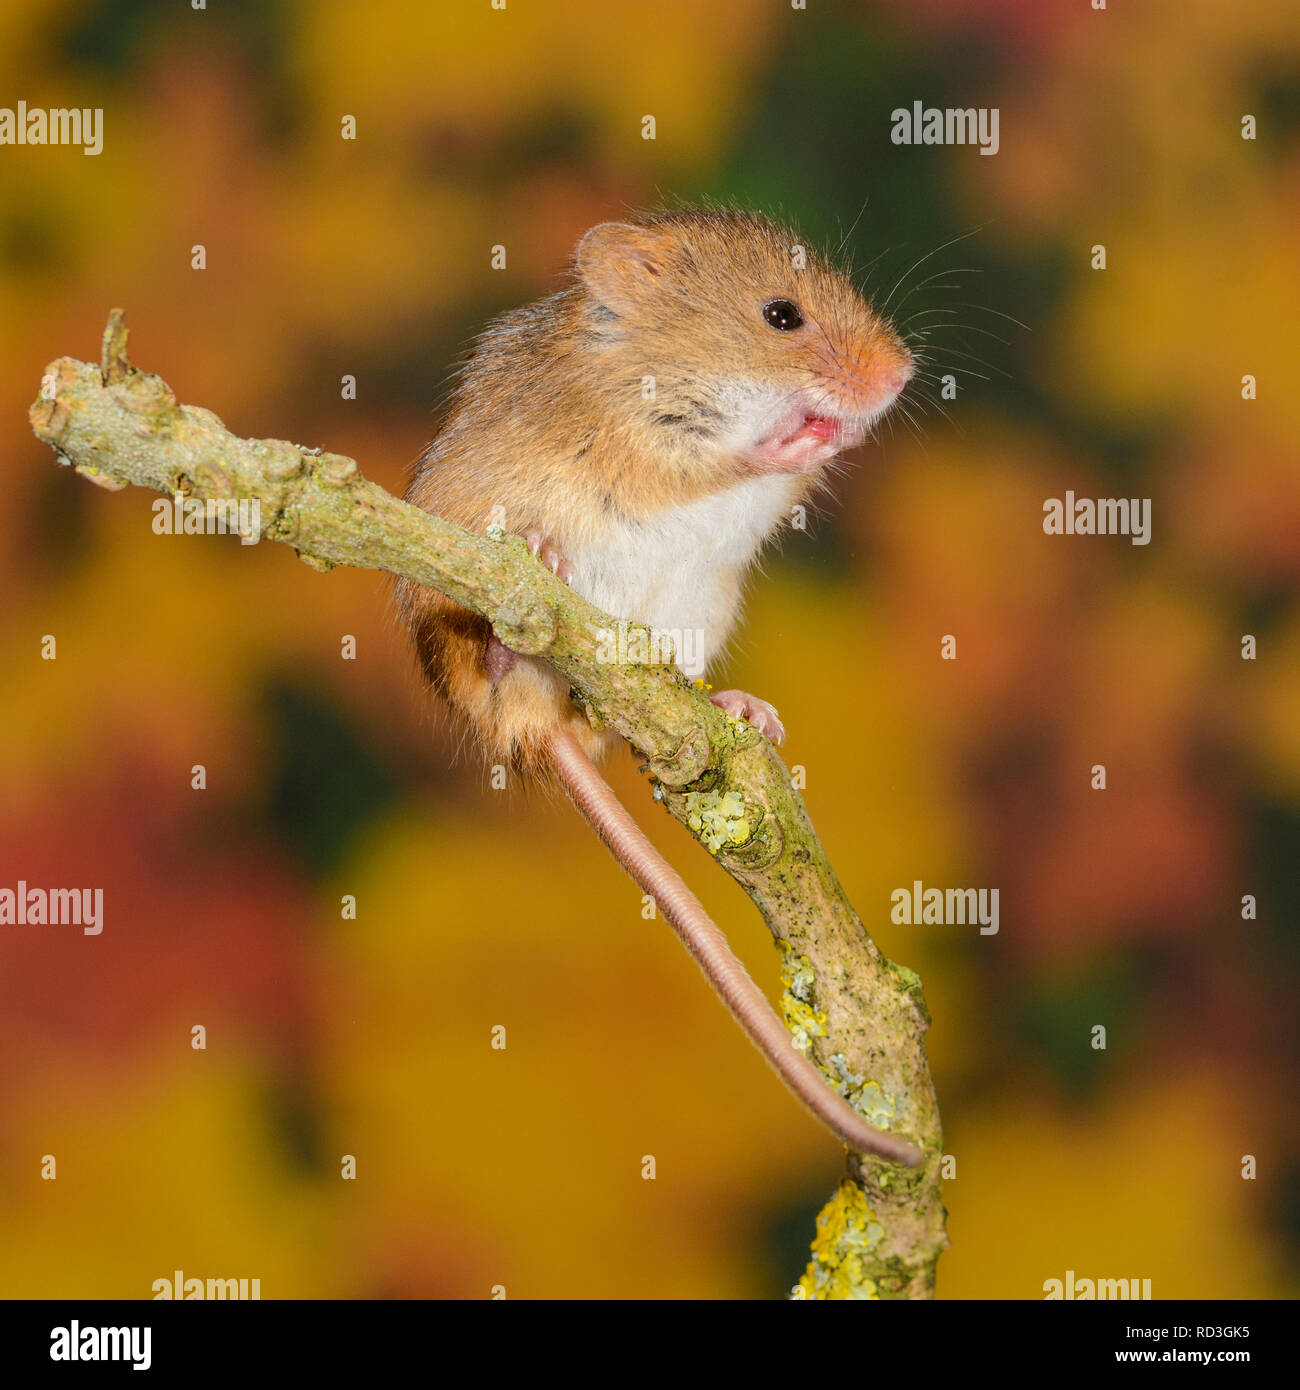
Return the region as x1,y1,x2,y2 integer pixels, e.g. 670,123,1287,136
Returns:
30,311,948,1298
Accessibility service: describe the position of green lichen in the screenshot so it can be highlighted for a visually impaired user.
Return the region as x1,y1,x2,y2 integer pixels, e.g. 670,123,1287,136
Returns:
850,1080,897,1130
797,1179,887,1300
828,1052,864,1091
778,942,826,1053
777,965,900,1136
682,788,753,854
826,1052,898,1131
885,957,931,1024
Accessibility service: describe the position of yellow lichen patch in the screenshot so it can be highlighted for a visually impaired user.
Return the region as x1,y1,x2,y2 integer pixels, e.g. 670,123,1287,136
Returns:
778,941,826,1053
824,1052,898,1131
797,1179,887,1300
682,788,753,854
850,1080,897,1131
718,711,759,745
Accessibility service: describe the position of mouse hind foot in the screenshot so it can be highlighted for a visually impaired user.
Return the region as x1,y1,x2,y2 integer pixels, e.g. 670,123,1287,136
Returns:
709,689,785,744
519,528,574,584
485,527,576,684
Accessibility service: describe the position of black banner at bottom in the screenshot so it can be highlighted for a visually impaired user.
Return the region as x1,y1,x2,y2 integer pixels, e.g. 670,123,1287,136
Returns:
1,1297,1282,1376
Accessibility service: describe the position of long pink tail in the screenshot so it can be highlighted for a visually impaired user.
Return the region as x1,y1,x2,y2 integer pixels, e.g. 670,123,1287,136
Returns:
546,728,920,1167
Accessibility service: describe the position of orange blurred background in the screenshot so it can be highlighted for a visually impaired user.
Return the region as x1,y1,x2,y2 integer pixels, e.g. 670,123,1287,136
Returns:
1,0,1297,1299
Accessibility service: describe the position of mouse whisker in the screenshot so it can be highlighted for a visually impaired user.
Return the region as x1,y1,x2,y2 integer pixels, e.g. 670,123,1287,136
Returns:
898,385,958,435
880,225,988,311
906,343,1010,380
890,265,984,312
900,389,951,442
904,316,1012,347
851,242,898,298
932,301,1033,333
910,364,993,384
834,193,872,260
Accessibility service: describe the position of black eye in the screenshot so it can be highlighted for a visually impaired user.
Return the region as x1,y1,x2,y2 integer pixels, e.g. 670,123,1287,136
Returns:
762,298,803,331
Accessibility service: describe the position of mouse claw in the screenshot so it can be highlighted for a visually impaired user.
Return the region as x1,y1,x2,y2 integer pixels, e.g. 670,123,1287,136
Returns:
519,528,573,584
709,690,785,744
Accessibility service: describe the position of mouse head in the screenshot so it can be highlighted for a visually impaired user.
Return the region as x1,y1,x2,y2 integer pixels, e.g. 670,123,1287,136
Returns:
575,208,913,477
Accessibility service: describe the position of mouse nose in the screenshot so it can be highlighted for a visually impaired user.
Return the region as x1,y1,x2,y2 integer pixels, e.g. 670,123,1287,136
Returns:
881,351,915,398
873,349,916,409
817,342,913,415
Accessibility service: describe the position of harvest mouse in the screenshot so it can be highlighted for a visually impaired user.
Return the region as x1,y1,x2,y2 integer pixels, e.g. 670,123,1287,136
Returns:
396,206,918,1164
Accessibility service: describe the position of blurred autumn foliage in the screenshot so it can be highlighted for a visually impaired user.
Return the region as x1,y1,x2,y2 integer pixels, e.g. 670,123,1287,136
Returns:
1,0,1297,1298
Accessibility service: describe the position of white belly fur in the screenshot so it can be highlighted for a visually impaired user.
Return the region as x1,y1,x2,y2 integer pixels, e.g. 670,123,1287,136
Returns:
568,475,796,678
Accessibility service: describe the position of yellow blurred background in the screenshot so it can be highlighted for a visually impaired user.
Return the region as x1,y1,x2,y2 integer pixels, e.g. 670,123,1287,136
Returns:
1,0,1297,1299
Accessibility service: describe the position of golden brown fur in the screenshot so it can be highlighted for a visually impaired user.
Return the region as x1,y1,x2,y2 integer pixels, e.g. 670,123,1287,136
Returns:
396,206,912,768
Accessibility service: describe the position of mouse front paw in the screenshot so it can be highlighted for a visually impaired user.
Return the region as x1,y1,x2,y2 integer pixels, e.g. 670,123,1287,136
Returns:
709,689,786,745
519,528,574,584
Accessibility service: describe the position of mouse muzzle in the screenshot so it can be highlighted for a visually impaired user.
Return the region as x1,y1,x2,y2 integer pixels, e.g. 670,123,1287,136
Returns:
745,337,914,475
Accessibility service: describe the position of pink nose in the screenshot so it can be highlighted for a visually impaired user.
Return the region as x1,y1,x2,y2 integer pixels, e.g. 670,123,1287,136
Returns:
882,370,910,395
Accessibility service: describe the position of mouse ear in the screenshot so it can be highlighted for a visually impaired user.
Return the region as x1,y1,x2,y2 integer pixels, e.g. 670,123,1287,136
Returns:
575,222,675,314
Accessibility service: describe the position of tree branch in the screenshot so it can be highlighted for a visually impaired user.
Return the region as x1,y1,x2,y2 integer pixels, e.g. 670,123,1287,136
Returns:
30,311,948,1299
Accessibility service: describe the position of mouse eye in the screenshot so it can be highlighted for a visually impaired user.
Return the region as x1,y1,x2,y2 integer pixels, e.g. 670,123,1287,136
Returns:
762,298,803,332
